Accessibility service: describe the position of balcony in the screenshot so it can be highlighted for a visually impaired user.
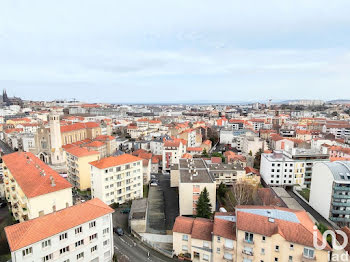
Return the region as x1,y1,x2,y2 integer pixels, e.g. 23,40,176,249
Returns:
242,249,254,256
333,194,350,199
301,254,316,261
332,209,350,215
243,239,254,245
334,186,350,191
223,245,234,251
332,202,350,207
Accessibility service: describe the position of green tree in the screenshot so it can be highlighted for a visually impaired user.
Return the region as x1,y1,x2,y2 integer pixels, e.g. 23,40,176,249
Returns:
217,182,228,199
253,148,263,169
248,150,253,156
202,148,209,157
196,187,212,219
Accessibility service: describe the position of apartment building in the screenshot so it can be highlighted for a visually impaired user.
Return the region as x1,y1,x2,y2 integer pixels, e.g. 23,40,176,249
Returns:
90,154,143,205
322,121,350,139
208,162,246,186
65,146,100,191
177,159,216,216
2,152,72,222
5,198,114,262
309,161,350,226
173,206,330,262
162,139,186,171
260,148,329,188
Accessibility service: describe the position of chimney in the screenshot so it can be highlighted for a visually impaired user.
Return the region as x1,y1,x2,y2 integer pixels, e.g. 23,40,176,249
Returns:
50,176,56,187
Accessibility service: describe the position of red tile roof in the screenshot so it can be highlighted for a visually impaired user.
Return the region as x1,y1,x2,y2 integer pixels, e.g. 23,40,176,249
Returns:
213,217,236,240
60,122,100,133
65,146,99,157
2,152,72,198
89,154,143,169
173,216,213,241
5,198,113,252
85,141,105,148
95,135,115,141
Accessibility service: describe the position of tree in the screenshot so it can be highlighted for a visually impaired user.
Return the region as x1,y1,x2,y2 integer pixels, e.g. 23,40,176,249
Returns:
253,148,263,170
248,150,253,156
196,187,212,218
230,182,254,206
202,148,209,157
217,182,228,199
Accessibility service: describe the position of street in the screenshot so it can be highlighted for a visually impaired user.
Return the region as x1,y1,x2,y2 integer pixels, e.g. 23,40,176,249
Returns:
113,233,175,262
0,140,14,155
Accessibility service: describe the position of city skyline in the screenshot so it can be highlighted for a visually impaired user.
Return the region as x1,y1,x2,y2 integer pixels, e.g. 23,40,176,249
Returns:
1,0,350,103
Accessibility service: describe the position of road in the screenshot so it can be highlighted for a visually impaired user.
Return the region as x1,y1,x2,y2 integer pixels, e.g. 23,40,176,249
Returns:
114,233,175,262
286,188,336,229
0,140,14,155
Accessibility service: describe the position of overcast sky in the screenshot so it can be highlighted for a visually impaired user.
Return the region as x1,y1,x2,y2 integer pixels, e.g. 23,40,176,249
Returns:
0,0,349,103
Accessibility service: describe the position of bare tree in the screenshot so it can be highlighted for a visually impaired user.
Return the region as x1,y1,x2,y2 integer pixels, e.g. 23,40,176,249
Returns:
230,182,254,206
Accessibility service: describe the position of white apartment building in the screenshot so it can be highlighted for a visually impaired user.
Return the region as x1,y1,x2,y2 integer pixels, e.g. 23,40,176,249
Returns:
260,148,329,188
322,122,350,139
309,161,350,226
162,140,186,171
5,198,114,262
90,154,143,205
150,139,163,155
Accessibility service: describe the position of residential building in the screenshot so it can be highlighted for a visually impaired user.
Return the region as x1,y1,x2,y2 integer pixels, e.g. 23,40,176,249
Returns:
162,139,186,171
5,198,114,262
309,161,350,226
90,154,143,205
173,206,330,262
260,148,329,188
177,159,216,216
2,152,72,222
65,146,100,191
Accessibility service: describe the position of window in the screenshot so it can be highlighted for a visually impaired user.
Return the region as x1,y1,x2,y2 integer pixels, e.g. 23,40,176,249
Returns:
303,247,315,259
224,239,234,250
244,232,254,243
182,234,188,241
216,248,220,254
91,245,98,253
75,239,84,247
262,236,266,242
59,246,69,254
77,252,84,260
217,236,221,242
182,245,188,251
103,228,109,235
261,248,265,255
42,239,51,248
289,256,293,262
43,254,53,261
89,233,98,242
22,247,32,257
59,233,67,240
103,240,109,246
89,221,96,228
75,226,82,235
275,245,279,252
203,254,209,261
274,258,278,262
290,244,294,250
203,241,210,248
223,253,232,260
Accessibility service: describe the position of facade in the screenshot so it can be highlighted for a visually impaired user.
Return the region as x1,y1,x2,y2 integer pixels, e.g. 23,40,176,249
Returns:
90,154,143,205
2,152,72,222
173,206,330,262
162,139,186,171
5,198,114,262
260,148,329,188
309,161,350,226
65,146,100,191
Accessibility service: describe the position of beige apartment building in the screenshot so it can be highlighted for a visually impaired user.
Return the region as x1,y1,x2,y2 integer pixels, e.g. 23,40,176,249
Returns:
2,152,72,222
177,159,216,216
173,206,330,262
89,154,143,205
65,146,100,190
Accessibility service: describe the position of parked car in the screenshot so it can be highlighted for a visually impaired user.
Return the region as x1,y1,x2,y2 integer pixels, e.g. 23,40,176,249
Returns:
0,202,7,208
120,208,130,214
114,227,124,236
150,180,158,186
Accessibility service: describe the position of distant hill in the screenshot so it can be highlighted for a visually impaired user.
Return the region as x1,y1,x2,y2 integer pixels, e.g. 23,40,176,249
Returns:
327,99,350,104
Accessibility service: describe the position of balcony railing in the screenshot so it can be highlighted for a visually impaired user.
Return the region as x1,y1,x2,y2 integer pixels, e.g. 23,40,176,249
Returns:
334,186,350,191
332,202,350,207
242,249,254,256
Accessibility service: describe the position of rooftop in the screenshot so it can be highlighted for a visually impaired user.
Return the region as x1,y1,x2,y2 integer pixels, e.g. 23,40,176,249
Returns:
5,198,113,252
89,153,143,169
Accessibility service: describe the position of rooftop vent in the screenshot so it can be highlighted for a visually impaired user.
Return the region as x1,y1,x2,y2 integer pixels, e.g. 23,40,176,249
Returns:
40,170,46,176
50,176,56,187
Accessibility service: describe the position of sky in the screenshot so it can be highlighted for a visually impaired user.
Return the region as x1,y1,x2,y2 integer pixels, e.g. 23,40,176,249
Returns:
0,0,350,103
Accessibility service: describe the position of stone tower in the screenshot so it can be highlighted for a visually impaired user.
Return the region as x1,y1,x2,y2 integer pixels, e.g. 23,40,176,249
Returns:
49,111,64,165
